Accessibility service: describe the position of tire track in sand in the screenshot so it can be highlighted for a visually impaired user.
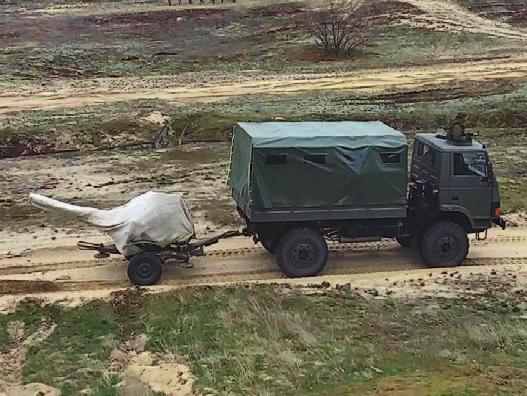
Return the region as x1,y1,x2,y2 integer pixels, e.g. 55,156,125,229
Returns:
1,234,526,277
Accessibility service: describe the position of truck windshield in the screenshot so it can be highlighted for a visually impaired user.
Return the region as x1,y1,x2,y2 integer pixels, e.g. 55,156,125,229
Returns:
453,152,487,178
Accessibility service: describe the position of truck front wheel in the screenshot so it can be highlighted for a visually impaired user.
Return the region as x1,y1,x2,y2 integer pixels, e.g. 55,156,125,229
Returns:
276,228,328,277
419,221,468,268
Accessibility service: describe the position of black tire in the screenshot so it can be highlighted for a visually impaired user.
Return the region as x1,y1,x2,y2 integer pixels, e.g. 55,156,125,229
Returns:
396,236,413,248
127,253,163,286
419,221,468,268
276,228,328,277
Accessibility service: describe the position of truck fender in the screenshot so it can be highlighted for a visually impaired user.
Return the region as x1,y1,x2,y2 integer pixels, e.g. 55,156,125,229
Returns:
437,205,475,232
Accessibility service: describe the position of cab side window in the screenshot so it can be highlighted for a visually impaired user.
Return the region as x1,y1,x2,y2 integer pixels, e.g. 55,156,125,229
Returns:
453,153,472,175
453,152,487,178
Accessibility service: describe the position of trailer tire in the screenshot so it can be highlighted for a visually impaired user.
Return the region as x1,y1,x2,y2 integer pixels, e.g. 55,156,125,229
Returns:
127,253,163,286
419,221,468,268
276,228,328,278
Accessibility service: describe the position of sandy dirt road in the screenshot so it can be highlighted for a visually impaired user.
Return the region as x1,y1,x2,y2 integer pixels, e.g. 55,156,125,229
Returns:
1,54,526,114
399,0,527,40
0,227,526,309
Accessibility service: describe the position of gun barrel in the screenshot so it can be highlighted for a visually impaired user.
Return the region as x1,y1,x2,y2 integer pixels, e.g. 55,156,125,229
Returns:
28,192,95,218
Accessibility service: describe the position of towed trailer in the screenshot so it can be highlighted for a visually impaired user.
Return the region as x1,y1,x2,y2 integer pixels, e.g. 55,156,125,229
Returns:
76,230,243,285
29,191,247,286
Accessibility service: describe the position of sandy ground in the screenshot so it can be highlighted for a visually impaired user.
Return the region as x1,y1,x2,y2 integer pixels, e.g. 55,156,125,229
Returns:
398,0,527,39
0,226,526,311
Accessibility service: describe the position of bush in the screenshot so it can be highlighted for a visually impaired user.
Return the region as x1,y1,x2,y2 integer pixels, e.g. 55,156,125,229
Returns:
311,1,372,57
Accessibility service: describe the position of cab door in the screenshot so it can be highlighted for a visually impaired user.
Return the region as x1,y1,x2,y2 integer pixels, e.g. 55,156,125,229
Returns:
447,151,492,229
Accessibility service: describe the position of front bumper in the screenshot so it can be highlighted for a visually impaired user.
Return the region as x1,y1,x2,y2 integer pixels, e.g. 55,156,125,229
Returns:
493,216,507,230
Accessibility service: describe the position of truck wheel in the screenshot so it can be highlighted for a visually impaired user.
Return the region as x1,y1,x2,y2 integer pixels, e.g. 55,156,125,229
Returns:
276,228,328,277
419,221,468,268
127,253,163,286
396,236,413,248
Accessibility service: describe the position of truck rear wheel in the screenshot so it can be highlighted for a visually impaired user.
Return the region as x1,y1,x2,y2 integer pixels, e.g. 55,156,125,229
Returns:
276,228,328,277
127,253,163,286
419,221,468,268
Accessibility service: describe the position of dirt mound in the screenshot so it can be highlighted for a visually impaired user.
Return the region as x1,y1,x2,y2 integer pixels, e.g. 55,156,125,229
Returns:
118,352,196,396
108,332,196,396
0,116,159,159
110,288,146,319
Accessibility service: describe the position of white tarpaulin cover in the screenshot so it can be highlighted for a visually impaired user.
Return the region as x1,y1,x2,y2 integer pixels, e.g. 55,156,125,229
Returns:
29,191,195,255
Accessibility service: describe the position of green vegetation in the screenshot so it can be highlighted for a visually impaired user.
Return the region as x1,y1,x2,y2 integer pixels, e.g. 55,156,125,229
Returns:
1,284,526,394
0,302,49,352
362,27,525,68
23,302,118,395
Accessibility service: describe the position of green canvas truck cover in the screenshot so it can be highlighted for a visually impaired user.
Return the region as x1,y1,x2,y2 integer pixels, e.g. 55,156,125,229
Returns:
228,121,408,220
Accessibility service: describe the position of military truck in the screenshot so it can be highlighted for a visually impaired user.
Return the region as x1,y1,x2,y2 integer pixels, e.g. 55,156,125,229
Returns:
228,121,506,277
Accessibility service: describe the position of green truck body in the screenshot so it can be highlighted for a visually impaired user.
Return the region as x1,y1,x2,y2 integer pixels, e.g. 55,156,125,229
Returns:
229,121,408,221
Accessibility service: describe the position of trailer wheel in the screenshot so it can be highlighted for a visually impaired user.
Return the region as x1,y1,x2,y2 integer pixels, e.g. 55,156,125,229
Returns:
276,228,328,277
127,253,163,286
419,221,468,268
396,236,413,248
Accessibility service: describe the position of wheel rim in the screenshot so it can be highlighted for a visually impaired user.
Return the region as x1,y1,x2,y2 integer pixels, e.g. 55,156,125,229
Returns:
290,243,316,268
433,235,458,261
137,262,153,279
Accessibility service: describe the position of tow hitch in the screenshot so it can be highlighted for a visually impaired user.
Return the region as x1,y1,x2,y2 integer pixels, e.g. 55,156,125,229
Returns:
476,230,488,241
493,216,507,230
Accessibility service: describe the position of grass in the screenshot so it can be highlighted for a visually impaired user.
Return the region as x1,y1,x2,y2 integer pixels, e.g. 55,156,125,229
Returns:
0,301,50,352
360,27,525,68
22,302,119,395
1,284,526,394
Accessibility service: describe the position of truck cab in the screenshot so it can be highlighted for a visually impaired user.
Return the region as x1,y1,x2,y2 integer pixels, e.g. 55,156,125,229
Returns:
409,133,504,234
